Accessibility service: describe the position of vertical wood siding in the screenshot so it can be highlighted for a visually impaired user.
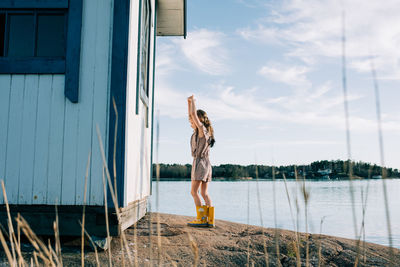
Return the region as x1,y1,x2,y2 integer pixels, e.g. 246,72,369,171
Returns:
0,0,113,206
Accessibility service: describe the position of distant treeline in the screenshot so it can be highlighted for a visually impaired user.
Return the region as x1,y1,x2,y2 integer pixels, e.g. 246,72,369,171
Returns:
152,160,400,179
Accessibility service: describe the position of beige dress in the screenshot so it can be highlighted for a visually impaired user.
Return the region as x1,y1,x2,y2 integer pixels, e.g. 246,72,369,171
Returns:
190,125,212,182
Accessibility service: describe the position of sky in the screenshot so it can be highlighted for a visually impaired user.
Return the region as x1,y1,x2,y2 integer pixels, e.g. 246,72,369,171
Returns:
153,0,400,169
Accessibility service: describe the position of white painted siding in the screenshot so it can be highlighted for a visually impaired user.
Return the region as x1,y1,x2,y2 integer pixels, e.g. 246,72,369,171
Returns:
0,0,114,206
124,0,156,206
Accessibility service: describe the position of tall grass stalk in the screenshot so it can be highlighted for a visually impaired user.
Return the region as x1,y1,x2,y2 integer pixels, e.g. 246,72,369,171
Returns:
81,152,91,267
255,164,269,267
15,213,27,267
133,222,138,267
317,216,326,267
96,124,134,265
15,216,60,266
0,223,13,265
246,177,251,267
54,205,63,266
1,180,17,264
111,98,126,267
370,58,394,266
155,110,162,266
102,167,112,267
293,167,301,267
340,12,361,266
78,221,100,267
148,202,153,267
301,171,310,267
282,172,302,266
271,166,281,267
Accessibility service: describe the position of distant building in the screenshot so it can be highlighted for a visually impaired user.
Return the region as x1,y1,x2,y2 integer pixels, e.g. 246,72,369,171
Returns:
317,169,332,179
317,169,332,175
0,0,186,236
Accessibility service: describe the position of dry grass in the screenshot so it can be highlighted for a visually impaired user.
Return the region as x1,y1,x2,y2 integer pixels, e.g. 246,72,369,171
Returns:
0,11,397,266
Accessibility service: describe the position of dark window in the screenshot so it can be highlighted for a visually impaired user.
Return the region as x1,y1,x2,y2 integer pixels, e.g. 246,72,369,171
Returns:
0,11,66,58
8,14,35,57
0,14,5,56
36,14,65,57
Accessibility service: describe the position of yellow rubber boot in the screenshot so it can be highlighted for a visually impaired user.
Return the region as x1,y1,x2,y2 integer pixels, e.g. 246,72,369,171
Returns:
208,206,215,227
187,206,208,227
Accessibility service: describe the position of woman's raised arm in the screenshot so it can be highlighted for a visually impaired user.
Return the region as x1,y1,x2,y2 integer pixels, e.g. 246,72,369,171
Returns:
188,95,204,137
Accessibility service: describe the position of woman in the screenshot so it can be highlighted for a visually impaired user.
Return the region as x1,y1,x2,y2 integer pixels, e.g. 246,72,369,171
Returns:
187,95,216,227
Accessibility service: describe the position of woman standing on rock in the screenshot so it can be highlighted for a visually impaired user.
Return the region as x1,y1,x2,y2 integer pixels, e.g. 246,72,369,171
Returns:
187,95,215,227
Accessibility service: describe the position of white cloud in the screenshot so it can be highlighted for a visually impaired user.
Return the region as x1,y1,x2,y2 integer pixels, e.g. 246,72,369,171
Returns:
238,0,400,77
154,78,400,133
155,43,180,76
173,29,230,75
258,63,310,87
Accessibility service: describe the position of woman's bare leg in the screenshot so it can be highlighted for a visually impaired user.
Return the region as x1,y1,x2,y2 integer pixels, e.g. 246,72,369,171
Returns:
200,181,212,206
190,180,202,206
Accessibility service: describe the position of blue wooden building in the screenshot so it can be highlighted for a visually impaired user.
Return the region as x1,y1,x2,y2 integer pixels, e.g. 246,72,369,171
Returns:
0,0,186,236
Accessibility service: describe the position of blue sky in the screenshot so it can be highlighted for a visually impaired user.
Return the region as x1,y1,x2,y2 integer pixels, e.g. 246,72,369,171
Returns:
154,0,400,169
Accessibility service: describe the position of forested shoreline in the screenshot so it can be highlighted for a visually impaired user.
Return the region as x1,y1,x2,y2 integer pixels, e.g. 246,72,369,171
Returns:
152,160,400,180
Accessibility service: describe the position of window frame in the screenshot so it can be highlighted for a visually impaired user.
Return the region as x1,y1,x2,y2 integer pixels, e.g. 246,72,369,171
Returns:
0,9,67,72
0,0,83,103
136,0,152,117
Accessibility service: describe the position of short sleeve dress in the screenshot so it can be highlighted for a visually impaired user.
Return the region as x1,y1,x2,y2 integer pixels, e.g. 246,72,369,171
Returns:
190,125,212,182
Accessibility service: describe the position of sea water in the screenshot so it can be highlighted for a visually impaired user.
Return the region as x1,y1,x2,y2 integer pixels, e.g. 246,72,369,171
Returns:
149,179,400,248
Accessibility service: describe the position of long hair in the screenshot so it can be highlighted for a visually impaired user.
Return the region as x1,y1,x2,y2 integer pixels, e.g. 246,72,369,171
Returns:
196,109,215,147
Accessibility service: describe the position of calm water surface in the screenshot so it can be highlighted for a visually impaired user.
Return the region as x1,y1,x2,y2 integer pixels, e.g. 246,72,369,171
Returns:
149,179,400,248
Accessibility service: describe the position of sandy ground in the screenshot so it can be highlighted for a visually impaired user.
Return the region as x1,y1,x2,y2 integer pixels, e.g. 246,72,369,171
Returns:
1,212,399,266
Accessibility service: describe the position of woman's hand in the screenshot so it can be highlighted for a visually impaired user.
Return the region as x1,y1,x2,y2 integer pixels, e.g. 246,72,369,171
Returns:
187,95,194,102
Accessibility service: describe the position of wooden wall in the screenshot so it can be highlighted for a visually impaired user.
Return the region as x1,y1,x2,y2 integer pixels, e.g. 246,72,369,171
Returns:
0,0,114,206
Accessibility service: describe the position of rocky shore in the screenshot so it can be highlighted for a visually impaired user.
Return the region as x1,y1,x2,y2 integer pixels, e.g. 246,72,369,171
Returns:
1,212,399,266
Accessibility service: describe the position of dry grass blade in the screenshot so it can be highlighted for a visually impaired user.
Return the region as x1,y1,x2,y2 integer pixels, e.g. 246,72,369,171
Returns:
0,224,14,265
340,11,361,266
15,216,58,266
49,238,61,266
54,205,63,266
148,203,153,267
14,213,27,267
282,174,296,232
33,252,39,266
370,57,395,266
155,111,162,266
293,168,301,267
282,172,302,266
102,167,112,267
119,230,126,267
301,173,310,267
1,180,17,264
246,178,251,267
17,213,21,263
163,251,178,267
112,97,119,203
79,220,100,267
187,233,199,267
133,223,138,267
271,166,280,267
254,164,269,267
96,124,134,266
81,152,91,267
317,217,326,267
112,94,126,267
